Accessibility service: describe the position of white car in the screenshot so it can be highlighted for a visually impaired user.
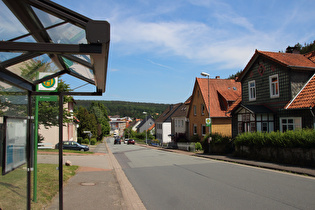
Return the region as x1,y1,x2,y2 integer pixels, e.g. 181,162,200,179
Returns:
124,139,129,144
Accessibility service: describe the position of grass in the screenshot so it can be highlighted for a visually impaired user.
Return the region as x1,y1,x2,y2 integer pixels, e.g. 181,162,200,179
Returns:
32,163,78,210
0,164,78,210
38,149,93,154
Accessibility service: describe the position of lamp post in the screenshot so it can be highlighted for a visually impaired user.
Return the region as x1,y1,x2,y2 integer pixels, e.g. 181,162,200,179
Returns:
143,111,147,145
201,72,211,135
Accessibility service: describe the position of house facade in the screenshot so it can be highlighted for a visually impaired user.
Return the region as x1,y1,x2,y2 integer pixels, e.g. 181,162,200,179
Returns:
231,50,315,137
188,77,241,139
137,116,155,133
156,104,182,144
39,101,79,148
171,97,191,142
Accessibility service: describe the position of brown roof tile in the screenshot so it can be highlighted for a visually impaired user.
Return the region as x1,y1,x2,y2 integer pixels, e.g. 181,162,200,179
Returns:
285,74,315,109
197,78,241,117
258,50,315,68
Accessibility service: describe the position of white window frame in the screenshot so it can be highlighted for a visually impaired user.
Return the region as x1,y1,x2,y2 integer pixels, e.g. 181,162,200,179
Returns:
248,80,256,101
280,117,301,132
270,74,279,98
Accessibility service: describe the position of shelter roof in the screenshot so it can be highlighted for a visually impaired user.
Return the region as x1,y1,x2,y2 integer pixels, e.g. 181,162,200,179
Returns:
0,0,110,93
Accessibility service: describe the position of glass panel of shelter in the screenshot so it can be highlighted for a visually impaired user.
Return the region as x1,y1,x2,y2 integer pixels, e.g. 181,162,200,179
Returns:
6,54,61,82
0,80,28,210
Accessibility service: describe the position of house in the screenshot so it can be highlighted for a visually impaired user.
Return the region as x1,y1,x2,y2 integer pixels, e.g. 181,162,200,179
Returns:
188,77,241,139
231,50,315,138
38,100,79,148
109,116,132,137
155,103,182,144
171,97,191,142
137,115,155,133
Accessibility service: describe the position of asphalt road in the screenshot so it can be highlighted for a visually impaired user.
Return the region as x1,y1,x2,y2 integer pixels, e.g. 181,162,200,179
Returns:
107,138,315,210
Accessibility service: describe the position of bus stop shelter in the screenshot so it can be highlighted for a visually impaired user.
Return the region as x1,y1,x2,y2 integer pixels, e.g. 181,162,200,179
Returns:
0,0,110,209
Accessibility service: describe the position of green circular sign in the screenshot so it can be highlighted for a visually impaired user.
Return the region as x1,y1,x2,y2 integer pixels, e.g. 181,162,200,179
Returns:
42,78,56,88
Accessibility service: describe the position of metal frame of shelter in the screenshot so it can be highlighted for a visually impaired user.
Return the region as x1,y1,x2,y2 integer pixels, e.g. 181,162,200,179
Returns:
0,0,110,209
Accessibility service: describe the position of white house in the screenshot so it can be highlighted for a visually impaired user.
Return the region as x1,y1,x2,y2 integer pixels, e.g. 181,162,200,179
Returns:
155,104,182,144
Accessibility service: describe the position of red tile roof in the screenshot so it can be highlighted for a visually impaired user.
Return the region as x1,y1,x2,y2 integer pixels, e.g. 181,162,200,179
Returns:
238,50,315,81
196,78,241,117
258,50,315,68
285,73,315,109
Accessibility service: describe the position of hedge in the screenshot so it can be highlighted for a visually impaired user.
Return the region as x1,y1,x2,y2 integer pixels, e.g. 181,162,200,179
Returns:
234,129,315,148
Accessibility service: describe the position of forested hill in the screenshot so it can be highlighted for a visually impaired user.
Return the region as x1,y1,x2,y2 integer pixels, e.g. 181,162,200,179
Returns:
75,100,170,119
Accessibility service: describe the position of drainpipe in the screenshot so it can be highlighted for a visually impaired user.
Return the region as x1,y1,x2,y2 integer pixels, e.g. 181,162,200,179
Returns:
310,107,315,129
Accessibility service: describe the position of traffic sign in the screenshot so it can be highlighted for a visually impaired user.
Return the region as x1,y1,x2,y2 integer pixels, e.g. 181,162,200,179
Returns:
206,118,211,127
37,73,58,101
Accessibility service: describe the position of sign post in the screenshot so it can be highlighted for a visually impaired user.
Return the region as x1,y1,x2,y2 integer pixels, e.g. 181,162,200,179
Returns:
33,73,58,202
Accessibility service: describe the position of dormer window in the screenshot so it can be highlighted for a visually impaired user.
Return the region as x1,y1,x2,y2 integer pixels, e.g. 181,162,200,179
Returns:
270,74,279,98
248,80,256,101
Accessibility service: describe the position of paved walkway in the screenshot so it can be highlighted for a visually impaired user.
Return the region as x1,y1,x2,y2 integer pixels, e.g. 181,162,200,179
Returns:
39,141,145,210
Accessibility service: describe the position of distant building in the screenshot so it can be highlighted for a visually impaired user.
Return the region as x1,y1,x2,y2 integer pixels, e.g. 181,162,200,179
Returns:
156,104,182,143
109,116,132,137
171,97,191,142
137,115,155,133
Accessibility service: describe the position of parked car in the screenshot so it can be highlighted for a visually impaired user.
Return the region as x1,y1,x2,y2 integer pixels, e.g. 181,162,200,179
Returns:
124,139,129,144
127,139,135,145
55,141,89,151
114,138,121,144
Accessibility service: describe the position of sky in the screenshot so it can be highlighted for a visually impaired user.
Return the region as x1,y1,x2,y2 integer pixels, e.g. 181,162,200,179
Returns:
54,0,315,104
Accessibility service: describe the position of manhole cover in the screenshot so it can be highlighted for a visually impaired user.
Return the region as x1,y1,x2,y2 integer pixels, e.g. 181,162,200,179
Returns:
81,182,96,186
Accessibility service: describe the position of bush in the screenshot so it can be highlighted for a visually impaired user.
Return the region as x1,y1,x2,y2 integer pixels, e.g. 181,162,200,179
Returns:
90,138,96,145
190,134,200,142
77,137,83,144
234,129,315,148
82,138,89,144
195,142,202,151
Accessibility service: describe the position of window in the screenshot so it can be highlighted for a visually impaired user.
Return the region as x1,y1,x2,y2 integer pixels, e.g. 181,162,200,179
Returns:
193,124,197,135
201,104,205,115
193,105,196,115
270,74,279,98
202,125,206,136
248,80,256,101
280,117,301,132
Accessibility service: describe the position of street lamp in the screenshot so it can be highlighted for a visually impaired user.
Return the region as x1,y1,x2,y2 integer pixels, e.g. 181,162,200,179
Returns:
201,72,211,135
143,111,147,145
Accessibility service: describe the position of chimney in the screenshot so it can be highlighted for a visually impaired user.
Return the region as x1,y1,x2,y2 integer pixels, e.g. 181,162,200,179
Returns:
215,76,220,79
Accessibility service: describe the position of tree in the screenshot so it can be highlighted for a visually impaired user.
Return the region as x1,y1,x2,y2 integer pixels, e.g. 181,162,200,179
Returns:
76,106,98,139
89,102,110,140
228,70,242,79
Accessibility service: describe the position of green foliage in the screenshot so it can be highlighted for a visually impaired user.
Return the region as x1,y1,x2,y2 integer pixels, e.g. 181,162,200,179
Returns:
76,106,98,139
82,139,89,144
77,137,83,144
75,100,169,119
90,138,96,145
195,142,202,151
234,129,315,148
228,69,242,79
286,40,315,54
89,102,110,140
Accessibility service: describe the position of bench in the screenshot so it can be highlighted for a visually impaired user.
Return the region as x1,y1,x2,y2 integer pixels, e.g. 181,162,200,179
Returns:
38,142,53,149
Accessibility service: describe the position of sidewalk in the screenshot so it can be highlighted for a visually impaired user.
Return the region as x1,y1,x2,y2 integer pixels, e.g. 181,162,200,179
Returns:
140,144,315,177
43,141,145,210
